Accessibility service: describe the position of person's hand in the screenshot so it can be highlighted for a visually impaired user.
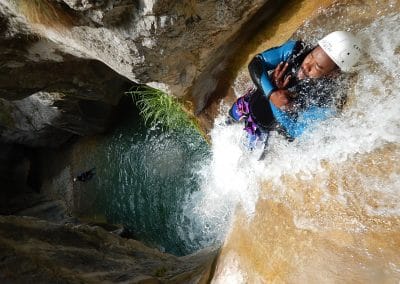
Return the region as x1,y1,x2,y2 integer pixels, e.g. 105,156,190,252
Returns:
269,89,290,109
272,62,291,89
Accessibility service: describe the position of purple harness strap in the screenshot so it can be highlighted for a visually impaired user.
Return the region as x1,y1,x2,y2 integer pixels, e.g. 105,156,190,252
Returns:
234,88,259,135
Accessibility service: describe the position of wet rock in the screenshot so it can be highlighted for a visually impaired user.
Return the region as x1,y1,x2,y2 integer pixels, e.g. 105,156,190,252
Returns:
0,0,284,145
15,199,71,223
0,215,218,283
0,143,31,199
0,4,131,146
0,86,127,147
0,143,69,221
2,0,281,113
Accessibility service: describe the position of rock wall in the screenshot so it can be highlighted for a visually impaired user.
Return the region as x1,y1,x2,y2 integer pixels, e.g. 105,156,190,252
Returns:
0,215,218,283
0,0,283,205
0,143,30,198
0,2,132,146
0,0,281,147
41,0,280,112
0,1,283,281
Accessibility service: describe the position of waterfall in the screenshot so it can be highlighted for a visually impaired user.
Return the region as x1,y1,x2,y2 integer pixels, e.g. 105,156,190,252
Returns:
184,10,400,282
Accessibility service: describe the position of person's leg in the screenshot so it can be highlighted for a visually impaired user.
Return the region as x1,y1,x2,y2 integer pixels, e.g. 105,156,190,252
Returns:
227,57,262,124
245,127,269,151
228,99,243,122
228,87,256,123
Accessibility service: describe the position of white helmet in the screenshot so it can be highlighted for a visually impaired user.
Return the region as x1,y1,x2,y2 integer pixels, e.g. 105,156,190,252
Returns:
318,31,362,72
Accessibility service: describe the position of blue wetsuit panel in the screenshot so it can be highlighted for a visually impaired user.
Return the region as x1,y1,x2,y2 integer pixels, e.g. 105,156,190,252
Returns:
269,101,335,138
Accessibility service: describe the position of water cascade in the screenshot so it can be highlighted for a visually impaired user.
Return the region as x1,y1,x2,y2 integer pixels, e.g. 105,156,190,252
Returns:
203,3,400,282
67,1,399,281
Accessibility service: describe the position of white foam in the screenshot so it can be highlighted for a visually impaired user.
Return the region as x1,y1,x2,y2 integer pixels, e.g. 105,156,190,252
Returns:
211,252,247,284
183,13,400,244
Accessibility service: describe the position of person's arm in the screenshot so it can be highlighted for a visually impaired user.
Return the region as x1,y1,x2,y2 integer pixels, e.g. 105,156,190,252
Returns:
269,102,335,138
249,40,298,97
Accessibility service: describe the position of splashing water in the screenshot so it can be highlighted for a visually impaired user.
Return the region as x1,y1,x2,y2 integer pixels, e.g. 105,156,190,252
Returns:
72,6,399,279
183,11,400,283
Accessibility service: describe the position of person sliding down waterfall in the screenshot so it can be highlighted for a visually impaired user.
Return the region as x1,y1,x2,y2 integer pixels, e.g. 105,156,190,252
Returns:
228,31,362,155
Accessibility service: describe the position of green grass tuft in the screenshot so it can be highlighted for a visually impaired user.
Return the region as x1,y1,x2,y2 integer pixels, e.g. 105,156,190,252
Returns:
126,85,198,132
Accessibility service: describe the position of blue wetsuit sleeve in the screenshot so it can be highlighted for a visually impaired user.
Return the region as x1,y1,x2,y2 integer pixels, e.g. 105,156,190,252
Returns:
269,102,335,138
259,71,275,98
257,40,298,97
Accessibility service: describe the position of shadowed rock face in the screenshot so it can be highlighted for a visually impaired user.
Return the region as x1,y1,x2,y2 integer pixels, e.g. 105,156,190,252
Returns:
0,215,218,283
0,0,281,145
57,0,281,113
0,5,131,146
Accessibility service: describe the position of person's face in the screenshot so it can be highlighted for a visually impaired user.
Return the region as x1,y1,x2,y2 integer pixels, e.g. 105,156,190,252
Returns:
297,46,337,80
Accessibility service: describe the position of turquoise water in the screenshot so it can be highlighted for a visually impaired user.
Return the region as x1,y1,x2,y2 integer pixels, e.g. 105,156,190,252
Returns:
84,106,210,256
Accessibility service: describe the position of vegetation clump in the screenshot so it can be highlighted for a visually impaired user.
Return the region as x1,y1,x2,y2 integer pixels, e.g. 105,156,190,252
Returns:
126,85,200,132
